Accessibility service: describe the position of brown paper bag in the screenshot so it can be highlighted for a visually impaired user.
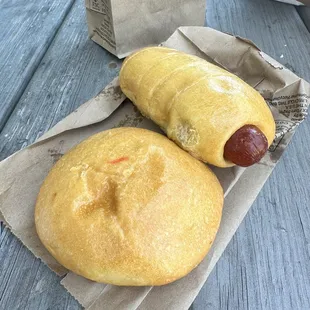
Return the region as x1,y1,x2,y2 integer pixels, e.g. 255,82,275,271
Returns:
84,0,206,58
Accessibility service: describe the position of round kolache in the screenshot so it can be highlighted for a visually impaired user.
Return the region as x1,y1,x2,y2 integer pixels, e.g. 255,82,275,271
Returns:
35,128,223,286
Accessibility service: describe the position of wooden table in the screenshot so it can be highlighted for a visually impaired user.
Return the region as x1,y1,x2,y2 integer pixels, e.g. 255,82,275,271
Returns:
1,0,310,309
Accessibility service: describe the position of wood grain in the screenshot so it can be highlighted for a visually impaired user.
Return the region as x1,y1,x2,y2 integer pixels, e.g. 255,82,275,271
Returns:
191,0,310,309
0,0,120,308
0,0,77,132
0,0,122,162
1,0,310,309
0,226,80,310
297,6,310,31
206,0,310,80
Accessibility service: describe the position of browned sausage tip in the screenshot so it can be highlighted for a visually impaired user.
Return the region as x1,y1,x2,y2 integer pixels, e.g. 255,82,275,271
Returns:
224,125,268,167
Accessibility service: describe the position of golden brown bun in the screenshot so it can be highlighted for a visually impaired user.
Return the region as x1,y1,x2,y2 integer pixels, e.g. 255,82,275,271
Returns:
119,47,276,167
35,128,223,286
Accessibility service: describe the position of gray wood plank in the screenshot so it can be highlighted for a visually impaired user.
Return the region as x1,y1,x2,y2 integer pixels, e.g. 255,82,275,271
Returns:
0,226,80,310
0,3,122,162
0,0,75,132
206,0,310,80
192,0,310,309
1,1,310,310
0,0,121,308
297,6,310,31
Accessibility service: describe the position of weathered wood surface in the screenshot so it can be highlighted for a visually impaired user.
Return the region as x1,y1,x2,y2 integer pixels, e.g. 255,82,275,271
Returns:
191,0,310,309
0,0,120,309
0,1,121,162
0,0,76,132
0,0,310,309
297,6,310,31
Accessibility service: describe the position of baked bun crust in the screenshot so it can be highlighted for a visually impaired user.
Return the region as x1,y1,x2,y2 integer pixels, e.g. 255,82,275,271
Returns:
35,128,223,286
119,47,275,167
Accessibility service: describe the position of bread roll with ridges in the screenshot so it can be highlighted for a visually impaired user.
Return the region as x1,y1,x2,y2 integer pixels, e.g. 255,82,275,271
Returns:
120,47,276,167
121,47,177,115
35,128,223,286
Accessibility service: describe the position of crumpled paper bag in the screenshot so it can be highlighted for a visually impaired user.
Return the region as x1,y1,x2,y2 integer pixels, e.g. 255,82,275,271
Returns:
84,0,205,58
0,27,309,309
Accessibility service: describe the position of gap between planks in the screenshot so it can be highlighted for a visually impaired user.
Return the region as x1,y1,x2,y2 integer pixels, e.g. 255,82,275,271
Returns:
0,0,76,133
